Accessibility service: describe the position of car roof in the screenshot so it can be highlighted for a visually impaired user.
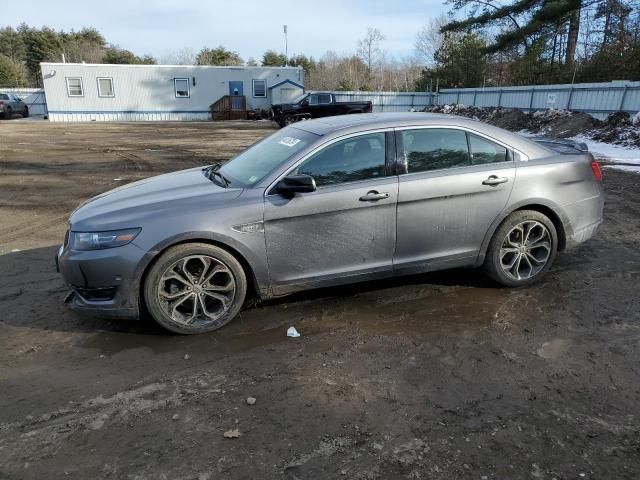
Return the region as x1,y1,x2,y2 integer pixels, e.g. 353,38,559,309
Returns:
290,112,552,159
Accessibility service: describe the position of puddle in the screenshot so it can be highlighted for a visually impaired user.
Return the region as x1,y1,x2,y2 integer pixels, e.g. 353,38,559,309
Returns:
79,271,522,358
537,338,571,359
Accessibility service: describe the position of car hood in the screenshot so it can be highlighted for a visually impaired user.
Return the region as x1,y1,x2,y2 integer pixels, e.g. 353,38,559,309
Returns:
70,167,243,231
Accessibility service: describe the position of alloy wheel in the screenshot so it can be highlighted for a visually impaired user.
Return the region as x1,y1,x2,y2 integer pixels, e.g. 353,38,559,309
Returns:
499,221,552,281
156,255,236,326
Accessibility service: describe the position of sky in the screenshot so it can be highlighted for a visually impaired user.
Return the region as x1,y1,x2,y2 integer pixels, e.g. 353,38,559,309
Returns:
3,0,448,62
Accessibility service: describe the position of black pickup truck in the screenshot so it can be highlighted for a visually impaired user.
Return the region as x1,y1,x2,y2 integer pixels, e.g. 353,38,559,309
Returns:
271,92,373,127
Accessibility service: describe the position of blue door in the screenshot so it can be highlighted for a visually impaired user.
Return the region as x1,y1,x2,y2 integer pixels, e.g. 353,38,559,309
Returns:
229,81,244,110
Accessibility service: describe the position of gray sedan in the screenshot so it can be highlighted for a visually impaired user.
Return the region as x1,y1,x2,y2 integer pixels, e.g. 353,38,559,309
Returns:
57,113,604,334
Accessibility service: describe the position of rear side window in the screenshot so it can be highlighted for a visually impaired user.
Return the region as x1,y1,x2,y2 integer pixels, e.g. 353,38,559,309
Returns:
0,94,8,100
469,133,508,165
401,129,470,173
296,133,386,187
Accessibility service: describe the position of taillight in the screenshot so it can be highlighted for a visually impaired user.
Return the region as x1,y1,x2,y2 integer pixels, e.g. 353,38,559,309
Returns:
591,160,602,182
0,101,4,108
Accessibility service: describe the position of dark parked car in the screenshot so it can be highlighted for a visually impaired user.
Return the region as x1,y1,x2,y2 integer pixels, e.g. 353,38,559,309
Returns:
0,93,29,119
57,113,604,334
271,92,372,127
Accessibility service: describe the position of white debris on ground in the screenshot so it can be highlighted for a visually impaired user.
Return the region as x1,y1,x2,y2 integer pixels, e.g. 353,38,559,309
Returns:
287,326,301,338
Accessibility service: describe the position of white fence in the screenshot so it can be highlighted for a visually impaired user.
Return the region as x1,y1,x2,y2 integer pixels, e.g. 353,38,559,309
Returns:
438,80,640,120
330,80,640,120
332,91,434,112
1,88,47,116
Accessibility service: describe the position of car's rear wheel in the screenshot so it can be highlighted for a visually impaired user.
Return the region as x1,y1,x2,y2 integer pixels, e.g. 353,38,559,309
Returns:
143,243,247,334
483,210,558,287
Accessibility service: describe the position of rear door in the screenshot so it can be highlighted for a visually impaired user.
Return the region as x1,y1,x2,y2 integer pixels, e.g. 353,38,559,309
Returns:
393,127,516,273
264,131,398,291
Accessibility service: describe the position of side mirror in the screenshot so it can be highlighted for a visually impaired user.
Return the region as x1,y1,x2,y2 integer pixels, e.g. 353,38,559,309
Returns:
275,174,316,195
301,99,309,107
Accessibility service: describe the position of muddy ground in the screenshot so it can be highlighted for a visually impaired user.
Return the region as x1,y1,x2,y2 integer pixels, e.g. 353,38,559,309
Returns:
1,120,639,479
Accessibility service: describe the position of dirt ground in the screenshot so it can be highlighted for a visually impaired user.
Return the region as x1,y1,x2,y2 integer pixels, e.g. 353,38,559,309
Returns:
1,120,640,480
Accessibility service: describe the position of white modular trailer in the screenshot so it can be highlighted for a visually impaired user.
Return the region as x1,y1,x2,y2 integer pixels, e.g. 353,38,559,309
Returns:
40,63,304,122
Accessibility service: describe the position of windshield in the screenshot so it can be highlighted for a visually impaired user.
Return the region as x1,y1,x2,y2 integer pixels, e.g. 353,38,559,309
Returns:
290,93,308,104
220,128,318,187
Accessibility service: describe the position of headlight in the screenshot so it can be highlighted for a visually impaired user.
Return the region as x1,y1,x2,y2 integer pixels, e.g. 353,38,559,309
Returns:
70,228,141,251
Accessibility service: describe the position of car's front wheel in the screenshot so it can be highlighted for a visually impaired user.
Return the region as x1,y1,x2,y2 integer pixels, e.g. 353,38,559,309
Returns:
280,114,295,128
143,243,247,334
22,106,29,118
483,210,558,287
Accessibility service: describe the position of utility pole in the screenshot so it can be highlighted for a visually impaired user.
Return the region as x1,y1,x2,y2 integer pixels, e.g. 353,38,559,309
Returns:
283,25,288,65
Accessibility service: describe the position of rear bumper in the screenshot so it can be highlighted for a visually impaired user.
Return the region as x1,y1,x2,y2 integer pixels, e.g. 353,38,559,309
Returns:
566,219,602,249
564,191,604,249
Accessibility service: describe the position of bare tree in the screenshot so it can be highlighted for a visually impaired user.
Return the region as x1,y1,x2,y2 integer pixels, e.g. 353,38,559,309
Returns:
357,27,386,76
159,47,196,65
414,15,449,66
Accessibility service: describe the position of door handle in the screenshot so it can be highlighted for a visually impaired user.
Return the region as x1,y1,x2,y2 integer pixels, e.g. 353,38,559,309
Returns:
359,190,390,201
482,175,509,186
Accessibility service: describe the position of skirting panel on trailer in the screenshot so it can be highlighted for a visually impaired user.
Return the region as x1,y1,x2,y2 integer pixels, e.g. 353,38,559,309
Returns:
47,112,211,122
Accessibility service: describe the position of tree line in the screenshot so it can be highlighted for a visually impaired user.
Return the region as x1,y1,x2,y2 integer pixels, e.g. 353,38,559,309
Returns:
1,1,639,91
421,0,640,88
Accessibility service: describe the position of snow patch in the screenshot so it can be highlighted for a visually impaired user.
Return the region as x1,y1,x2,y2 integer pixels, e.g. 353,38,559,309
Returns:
570,135,640,173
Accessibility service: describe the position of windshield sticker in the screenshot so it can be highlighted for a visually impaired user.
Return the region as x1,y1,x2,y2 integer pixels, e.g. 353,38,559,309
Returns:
248,175,259,183
278,137,301,148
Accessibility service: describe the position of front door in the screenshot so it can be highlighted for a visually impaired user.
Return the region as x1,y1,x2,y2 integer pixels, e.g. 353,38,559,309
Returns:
264,131,397,292
307,93,333,118
393,127,516,273
229,81,243,110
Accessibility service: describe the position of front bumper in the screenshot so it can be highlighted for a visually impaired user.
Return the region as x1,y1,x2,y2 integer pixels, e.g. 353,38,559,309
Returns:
56,240,147,320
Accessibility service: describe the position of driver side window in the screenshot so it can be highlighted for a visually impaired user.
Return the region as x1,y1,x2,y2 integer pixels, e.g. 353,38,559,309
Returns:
308,94,318,105
295,133,387,187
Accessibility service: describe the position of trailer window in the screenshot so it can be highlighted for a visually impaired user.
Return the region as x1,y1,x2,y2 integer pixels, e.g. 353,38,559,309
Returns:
66,77,84,97
252,79,266,98
174,78,190,98
97,77,114,97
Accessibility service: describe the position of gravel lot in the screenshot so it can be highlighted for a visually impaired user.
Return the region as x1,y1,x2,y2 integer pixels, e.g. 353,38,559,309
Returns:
1,120,639,479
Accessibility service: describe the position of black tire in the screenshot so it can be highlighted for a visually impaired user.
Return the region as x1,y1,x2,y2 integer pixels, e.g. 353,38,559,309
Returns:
143,242,247,334
483,210,558,287
22,106,29,118
280,114,295,128
5,107,11,119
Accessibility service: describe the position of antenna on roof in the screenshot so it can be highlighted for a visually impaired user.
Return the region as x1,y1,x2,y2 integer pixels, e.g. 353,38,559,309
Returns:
283,25,288,66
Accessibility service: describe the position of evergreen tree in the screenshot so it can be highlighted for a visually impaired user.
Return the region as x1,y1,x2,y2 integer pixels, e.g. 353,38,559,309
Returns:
261,50,287,66
196,46,243,66
0,54,26,87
